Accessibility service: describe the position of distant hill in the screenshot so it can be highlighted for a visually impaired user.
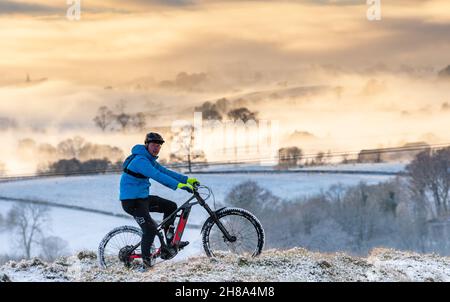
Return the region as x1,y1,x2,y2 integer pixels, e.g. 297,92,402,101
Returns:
438,65,450,78
288,130,317,141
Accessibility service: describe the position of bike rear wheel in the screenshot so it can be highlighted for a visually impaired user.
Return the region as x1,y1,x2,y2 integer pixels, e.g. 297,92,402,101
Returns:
202,208,265,257
98,226,143,269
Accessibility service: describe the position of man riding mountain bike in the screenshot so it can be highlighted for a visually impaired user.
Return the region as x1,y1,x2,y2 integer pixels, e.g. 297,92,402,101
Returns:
119,132,199,270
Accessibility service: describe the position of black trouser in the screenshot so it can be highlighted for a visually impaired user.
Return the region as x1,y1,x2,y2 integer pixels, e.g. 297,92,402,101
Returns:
121,195,177,259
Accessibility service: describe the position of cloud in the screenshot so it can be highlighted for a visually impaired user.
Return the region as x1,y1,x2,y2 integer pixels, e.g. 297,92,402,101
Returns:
0,0,60,15
0,0,192,17
0,0,449,85
122,0,194,5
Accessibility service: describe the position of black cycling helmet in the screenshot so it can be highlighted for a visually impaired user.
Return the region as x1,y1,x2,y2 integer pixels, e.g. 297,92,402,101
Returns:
145,132,165,145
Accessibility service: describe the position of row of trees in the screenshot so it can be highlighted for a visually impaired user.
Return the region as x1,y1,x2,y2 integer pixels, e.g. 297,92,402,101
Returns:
0,204,68,263
225,178,439,255
0,116,17,131
277,143,437,168
195,98,258,122
18,136,124,174
159,72,208,91
18,131,209,175
226,147,450,255
277,147,332,168
93,104,147,132
17,133,209,175
38,158,121,176
19,137,124,162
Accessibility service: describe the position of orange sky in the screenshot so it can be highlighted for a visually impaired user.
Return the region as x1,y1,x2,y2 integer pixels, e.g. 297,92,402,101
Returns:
0,0,449,175
0,0,449,84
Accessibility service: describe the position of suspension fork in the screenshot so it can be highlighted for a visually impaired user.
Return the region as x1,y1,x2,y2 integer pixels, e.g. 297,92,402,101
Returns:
195,192,237,242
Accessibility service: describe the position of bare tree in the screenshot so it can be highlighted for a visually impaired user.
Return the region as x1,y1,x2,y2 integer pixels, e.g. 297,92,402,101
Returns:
131,112,147,131
396,193,429,253
115,113,131,132
170,125,207,173
314,151,325,166
6,203,50,259
406,147,450,218
93,106,114,132
113,99,131,132
278,147,302,168
225,180,282,215
194,101,223,120
39,236,69,262
227,107,258,123
330,182,385,253
57,136,86,159
215,98,231,115
225,181,284,248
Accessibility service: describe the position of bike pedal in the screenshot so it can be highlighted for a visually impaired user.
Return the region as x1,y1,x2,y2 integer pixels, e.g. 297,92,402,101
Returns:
178,241,190,249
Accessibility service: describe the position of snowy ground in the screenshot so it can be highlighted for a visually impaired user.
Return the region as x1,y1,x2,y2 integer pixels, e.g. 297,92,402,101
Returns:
1,247,449,282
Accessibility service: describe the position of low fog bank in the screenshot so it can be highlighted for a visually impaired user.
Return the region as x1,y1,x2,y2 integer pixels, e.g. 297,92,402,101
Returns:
1,66,450,175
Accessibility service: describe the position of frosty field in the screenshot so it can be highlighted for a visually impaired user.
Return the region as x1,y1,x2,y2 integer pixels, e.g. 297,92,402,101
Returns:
2,247,450,282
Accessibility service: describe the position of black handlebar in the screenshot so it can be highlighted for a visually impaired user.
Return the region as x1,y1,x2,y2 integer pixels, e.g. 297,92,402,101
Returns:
192,181,201,191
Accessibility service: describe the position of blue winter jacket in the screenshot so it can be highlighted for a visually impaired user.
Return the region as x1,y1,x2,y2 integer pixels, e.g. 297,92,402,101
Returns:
119,145,188,200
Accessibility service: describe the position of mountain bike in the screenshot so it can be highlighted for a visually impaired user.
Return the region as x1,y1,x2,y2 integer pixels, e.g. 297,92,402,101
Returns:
98,184,265,269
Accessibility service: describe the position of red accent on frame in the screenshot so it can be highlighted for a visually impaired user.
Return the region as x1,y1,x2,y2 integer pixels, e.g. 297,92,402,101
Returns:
128,248,161,260
172,213,188,245
152,248,161,257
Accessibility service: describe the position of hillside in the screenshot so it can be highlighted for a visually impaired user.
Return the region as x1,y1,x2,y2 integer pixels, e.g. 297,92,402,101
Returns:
1,248,449,282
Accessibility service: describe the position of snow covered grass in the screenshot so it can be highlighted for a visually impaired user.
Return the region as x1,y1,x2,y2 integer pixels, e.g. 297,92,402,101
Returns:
1,247,449,282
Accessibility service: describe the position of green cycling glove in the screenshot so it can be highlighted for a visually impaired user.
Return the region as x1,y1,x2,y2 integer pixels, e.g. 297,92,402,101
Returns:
187,177,200,186
177,182,194,193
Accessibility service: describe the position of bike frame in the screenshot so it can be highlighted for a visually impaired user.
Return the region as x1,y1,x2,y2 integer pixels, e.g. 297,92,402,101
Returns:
128,187,235,260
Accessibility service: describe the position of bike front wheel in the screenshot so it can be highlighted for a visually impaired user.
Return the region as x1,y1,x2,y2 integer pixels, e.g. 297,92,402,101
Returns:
201,208,265,257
